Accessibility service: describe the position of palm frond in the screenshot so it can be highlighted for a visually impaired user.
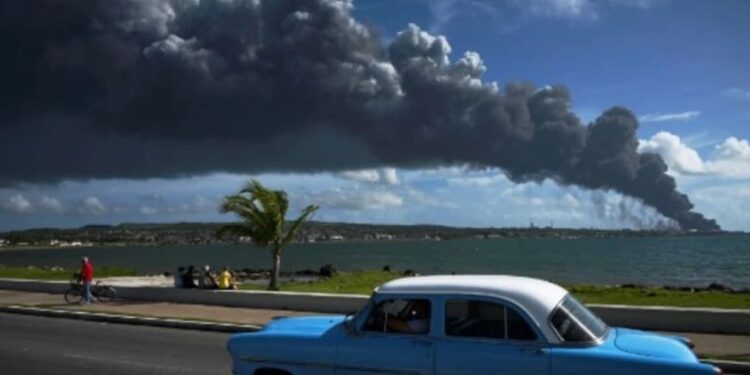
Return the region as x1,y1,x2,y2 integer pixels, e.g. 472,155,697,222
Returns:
220,179,316,289
223,180,290,247
281,204,319,246
220,197,267,233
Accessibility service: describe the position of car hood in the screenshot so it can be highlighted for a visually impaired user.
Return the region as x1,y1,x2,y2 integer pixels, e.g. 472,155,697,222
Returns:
260,315,346,337
614,328,697,362
228,315,345,361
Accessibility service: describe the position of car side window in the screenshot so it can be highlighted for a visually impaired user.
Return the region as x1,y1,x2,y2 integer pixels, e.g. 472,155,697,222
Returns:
506,306,537,340
445,299,537,341
362,298,431,335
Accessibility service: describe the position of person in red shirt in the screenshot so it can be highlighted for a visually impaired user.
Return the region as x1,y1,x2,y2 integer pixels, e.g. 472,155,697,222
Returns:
79,256,94,304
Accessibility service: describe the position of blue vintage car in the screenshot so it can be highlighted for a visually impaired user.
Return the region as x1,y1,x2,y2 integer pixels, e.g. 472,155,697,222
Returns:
228,275,722,375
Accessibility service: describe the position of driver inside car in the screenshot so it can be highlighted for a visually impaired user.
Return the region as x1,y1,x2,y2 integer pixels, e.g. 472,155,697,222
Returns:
385,300,430,334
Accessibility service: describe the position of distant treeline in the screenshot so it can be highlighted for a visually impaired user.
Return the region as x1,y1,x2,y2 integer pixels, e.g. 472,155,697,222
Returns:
0,221,739,247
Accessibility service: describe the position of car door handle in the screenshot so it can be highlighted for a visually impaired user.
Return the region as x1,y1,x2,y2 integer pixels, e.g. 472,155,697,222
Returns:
520,347,547,356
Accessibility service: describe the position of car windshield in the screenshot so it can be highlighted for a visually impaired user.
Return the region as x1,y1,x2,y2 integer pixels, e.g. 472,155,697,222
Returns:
549,295,608,343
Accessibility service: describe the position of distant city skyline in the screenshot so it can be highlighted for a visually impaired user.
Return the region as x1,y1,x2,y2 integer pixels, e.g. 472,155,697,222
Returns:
1,0,748,231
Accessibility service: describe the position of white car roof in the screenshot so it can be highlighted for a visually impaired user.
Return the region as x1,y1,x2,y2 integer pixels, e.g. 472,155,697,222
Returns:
376,275,569,343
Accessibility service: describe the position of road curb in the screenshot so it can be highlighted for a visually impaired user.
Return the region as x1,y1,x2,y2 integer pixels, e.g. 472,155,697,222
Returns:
704,360,750,374
0,305,261,333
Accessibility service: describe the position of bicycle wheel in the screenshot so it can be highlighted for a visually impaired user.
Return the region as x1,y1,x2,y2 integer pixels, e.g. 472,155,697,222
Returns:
95,286,116,303
64,288,84,304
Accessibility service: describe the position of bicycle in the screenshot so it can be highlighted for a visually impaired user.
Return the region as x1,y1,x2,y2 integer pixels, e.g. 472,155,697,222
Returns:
64,275,117,304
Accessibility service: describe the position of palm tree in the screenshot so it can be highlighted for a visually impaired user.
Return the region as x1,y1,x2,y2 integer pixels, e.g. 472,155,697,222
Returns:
218,180,318,290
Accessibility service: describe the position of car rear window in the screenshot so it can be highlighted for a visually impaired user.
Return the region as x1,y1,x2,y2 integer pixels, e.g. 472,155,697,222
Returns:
445,299,537,341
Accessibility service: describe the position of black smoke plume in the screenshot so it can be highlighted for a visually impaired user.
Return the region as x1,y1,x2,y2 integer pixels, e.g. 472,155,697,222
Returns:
0,0,719,230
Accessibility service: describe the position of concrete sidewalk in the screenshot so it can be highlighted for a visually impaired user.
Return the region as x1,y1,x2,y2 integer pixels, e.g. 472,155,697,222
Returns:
0,289,322,326
1,290,749,359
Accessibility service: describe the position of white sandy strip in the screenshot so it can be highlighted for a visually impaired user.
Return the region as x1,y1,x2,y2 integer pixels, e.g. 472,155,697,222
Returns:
98,276,174,287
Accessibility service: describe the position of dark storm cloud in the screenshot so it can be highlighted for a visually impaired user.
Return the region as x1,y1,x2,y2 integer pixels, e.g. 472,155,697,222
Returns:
0,0,719,230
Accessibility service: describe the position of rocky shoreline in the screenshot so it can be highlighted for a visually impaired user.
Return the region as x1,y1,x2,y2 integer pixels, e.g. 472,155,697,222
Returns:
181,266,750,294
11,264,750,293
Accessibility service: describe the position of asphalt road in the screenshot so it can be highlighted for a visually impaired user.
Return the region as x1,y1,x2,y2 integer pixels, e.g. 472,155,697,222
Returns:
0,312,232,375
1,312,743,375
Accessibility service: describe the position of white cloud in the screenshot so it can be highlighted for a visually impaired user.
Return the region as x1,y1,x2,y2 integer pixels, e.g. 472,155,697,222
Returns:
638,132,705,175
164,195,215,215
513,0,657,21
2,194,34,214
339,169,380,183
379,168,400,185
426,0,657,35
339,168,400,185
189,195,213,211
38,196,64,213
723,88,750,101
705,137,750,179
166,203,192,214
447,174,506,187
562,193,582,207
139,206,158,215
111,205,130,214
1,152,746,230
428,0,500,32
78,196,107,215
419,165,470,177
639,132,750,179
405,189,460,209
639,111,701,123
305,189,403,210
521,0,598,20
687,183,750,231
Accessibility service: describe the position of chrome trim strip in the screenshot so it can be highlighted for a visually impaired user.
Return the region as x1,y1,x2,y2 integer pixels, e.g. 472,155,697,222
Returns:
436,333,546,346
239,357,427,375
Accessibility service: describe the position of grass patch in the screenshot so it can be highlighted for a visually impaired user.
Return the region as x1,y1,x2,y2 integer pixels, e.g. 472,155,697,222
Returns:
241,271,750,309
240,270,400,295
568,284,750,309
0,265,138,280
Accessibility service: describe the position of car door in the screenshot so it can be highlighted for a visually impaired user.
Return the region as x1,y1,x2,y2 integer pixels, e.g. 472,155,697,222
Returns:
336,295,435,375
434,296,550,375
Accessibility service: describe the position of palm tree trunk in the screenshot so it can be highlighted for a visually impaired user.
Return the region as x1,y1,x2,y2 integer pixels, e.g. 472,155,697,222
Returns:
269,247,281,291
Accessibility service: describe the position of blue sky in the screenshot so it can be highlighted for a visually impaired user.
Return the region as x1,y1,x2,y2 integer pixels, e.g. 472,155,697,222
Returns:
1,0,749,231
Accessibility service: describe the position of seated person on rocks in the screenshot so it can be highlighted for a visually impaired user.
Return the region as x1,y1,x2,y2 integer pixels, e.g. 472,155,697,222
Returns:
174,266,185,288
182,265,196,288
218,266,237,290
199,264,218,289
